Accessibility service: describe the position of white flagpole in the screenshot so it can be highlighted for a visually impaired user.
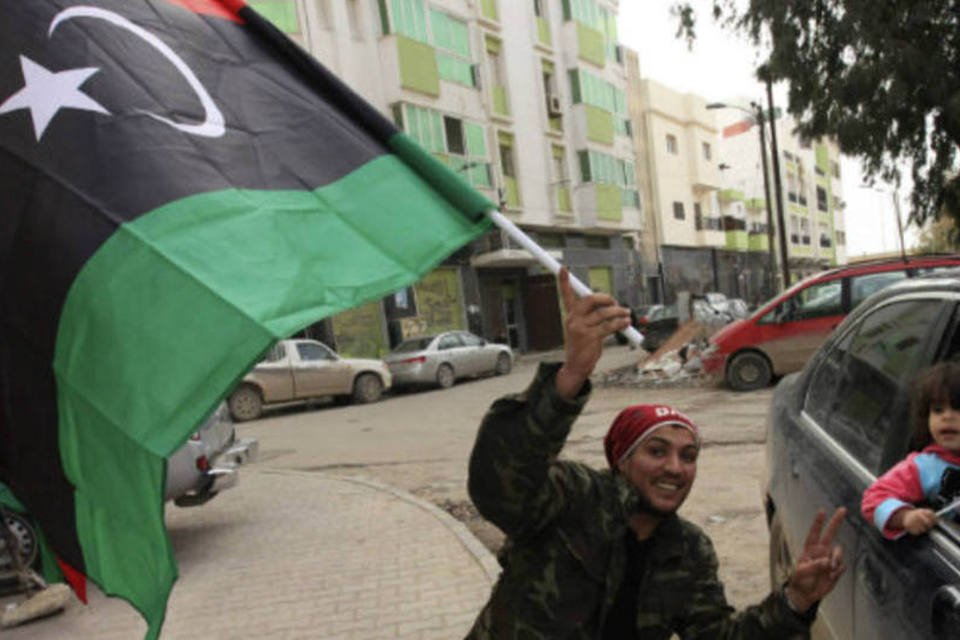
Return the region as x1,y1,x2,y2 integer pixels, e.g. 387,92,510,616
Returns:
485,209,645,348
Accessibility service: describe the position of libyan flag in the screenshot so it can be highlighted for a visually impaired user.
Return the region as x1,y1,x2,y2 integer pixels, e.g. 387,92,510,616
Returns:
0,0,493,636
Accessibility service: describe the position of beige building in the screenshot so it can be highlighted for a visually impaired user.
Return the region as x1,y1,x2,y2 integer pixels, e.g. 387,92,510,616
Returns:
625,55,849,304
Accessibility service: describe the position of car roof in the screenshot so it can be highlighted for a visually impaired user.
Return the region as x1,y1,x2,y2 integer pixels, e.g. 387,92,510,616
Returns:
813,254,960,279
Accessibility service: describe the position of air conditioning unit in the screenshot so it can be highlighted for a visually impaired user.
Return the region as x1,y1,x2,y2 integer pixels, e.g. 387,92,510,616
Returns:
547,93,562,115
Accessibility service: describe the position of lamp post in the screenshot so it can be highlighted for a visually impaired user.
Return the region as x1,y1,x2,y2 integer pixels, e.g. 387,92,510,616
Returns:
707,100,779,298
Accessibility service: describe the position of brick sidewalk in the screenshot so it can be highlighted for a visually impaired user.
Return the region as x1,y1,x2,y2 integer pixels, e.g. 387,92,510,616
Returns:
2,469,498,639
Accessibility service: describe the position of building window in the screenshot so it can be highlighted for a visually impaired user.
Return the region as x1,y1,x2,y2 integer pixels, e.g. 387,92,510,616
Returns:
666,134,678,155
694,203,703,230
444,117,465,154
831,161,841,179
673,201,685,220
817,186,829,212
250,0,301,34
396,103,491,188
702,142,711,161
538,231,565,247
430,9,475,87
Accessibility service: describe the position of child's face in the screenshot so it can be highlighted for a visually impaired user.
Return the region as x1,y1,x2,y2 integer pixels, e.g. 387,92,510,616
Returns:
929,399,960,452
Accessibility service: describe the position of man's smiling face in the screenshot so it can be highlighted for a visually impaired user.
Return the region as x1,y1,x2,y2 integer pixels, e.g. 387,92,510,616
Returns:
617,425,699,517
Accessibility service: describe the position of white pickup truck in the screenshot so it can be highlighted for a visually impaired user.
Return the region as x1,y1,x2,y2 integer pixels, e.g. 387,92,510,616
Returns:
227,339,392,421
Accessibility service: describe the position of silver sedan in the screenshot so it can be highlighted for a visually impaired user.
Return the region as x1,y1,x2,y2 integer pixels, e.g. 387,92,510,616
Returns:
383,331,513,389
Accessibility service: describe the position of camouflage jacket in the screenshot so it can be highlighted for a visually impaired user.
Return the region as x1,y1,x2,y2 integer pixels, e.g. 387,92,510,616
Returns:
466,363,811,640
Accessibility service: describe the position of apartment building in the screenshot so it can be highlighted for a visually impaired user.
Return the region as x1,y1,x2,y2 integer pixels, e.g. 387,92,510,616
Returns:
717,108,848,288
626,63,849,306
247,0,643,356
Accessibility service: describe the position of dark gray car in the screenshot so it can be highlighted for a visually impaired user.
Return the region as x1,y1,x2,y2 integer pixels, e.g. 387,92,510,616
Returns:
765,273,960,639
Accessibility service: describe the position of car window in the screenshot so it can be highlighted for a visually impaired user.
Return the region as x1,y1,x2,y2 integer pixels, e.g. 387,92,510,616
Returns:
393,337,434,353
849,270,907,308
297,342,335,362
792,280,843,320
438,334,464,350
820,299,941,473
459,333,484,347
262,343,285,362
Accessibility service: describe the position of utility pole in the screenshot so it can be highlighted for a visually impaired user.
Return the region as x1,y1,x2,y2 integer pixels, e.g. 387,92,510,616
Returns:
763,69,790,289
751,100,778,298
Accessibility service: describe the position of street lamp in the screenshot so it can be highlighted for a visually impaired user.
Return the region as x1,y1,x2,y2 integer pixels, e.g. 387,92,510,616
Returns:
707,100,783,297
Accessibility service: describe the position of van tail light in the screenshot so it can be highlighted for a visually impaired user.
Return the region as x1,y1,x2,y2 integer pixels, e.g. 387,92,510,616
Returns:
399,356,427,364
196,455,210,472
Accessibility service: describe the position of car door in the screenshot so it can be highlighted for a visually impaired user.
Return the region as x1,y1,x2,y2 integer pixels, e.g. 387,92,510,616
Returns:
293,341,347,396
849,297,960,640
756,278,845,374
792,295,950,639
457,332,488,375
436,333,467,377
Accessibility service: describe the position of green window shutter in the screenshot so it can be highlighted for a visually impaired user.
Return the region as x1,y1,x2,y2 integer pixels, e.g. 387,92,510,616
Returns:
542,58,555,74
377,0,390,34
579,150,591,182
437,54,475,85
465,122,487,157
485,35,501,54
249,1,300,33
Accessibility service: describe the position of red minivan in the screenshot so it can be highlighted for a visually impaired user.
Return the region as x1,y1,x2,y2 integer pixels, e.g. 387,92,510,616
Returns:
701,255,960,390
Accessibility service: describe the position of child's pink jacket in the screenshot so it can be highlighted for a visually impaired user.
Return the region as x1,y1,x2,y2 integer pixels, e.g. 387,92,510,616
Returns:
861,444,960,539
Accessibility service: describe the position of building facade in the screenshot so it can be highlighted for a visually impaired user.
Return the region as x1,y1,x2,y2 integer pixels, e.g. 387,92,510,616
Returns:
248,0,644,356
626,65,849,307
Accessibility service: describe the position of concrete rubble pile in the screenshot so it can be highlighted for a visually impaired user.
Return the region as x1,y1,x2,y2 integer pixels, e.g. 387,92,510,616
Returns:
598,320,723,389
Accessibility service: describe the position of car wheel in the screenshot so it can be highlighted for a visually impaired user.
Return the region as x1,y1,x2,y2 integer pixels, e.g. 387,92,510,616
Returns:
494,353,511,376
0,510,39,579
228,384,263,421
727,352,773,391
436,364,455,389
351,373,383,404
768,512,792,590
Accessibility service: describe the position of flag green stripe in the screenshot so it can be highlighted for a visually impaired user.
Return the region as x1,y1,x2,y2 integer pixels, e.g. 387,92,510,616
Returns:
53,154,491,634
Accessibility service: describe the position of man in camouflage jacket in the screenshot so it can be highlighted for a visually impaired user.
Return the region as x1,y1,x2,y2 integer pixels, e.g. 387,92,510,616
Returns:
466,268,846,639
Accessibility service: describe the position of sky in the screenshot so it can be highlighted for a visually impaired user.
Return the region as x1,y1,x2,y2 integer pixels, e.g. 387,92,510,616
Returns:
617,1,917,258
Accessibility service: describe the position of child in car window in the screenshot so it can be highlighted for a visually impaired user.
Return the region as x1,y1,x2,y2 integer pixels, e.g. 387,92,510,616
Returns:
862,362,960,538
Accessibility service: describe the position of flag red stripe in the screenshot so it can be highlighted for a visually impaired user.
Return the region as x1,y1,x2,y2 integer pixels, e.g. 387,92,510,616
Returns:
56,557,88,604
164,0,243,22
722,119,754,138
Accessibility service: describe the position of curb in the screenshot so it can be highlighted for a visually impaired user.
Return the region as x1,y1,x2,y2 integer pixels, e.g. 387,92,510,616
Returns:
254,467,502,583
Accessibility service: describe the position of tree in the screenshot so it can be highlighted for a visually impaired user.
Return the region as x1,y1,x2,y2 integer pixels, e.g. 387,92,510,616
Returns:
674,1,960,228
915,216,960,253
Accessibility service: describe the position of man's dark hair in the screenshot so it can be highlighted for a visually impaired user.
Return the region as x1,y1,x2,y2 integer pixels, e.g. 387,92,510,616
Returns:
912,361,960,449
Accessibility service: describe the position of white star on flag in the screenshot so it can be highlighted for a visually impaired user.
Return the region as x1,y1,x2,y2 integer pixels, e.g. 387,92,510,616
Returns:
0,55,109,141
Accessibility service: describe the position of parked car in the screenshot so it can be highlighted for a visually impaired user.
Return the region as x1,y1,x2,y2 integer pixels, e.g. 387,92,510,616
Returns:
228,339,392,421
702,255,960,390
2,402,257,585
633,304,664,330
165,402,258,505
383,330,513,389
765,271,960,640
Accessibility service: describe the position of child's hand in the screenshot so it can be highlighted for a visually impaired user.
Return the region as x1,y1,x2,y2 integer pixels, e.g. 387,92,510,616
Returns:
901,508,938,535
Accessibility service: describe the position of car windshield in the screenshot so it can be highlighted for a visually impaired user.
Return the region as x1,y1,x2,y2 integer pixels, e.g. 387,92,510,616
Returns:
650,304,677,321
392,337,435,353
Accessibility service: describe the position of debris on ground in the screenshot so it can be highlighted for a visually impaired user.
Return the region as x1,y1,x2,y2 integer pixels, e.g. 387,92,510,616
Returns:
597,320,722,389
